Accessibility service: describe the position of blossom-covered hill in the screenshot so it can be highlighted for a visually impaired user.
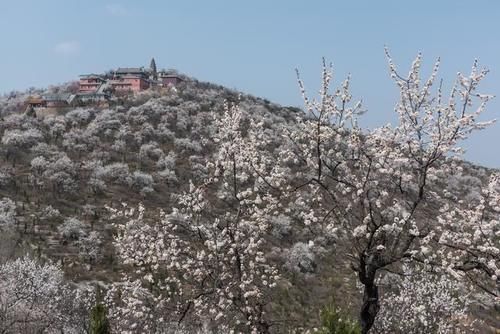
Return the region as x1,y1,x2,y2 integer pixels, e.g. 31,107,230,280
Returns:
0,69,498,333
0,78,301,271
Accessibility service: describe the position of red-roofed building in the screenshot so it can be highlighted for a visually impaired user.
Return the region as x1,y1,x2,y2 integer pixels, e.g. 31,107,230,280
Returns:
79,75,106,93
159,73,183,87
78,59,183,95
107,68,150,92
109,74,149,93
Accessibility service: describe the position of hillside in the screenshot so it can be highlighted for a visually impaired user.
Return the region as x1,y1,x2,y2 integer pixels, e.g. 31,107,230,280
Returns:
1,78,335,332
0,77,299,268
0,73,499,333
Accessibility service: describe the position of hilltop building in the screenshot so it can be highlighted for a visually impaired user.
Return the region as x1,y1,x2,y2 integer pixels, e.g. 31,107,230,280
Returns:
25,96,47,109
24,58,183,112
43,94,71,108
159,73,183,86
73,92,110,105
109,68,150,92
78,58,183,94
79,75,106,93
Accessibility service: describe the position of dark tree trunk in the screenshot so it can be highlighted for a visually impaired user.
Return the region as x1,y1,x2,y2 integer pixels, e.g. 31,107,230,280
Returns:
358,255,380,334
255,322,270,334
360,278,379,334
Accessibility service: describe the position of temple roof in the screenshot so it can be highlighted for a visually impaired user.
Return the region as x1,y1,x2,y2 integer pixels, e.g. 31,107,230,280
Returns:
79,74,106,80
25,96,45,104
42,93,71,101
115,67,147,74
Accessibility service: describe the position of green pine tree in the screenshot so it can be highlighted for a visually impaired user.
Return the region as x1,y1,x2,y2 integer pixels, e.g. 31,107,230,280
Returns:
317,302,361,334
150,57,157,74
89,303,110,334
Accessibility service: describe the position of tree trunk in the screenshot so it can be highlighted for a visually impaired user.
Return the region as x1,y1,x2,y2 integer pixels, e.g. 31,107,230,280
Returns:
255,322,270,334
359,275,379,334
358,255,380,334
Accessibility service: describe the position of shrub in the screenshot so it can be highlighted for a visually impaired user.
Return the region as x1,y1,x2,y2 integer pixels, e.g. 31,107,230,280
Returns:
90,304,110,334
58,217,86,241
286,242,316,273
317,303,360,334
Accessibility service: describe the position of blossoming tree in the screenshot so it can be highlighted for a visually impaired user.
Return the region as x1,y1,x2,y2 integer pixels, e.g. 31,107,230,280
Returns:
108,103,280,333
270,52,494,333
0,256,94,333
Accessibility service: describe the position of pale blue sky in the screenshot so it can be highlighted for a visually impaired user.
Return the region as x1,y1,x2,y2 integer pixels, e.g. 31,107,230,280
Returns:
1,0,499,167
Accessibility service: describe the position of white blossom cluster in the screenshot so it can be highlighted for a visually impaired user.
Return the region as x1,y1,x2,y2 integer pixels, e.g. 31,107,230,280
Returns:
0,256,95,333
0,197,16,228
437,173,500,298
375,266,477,333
